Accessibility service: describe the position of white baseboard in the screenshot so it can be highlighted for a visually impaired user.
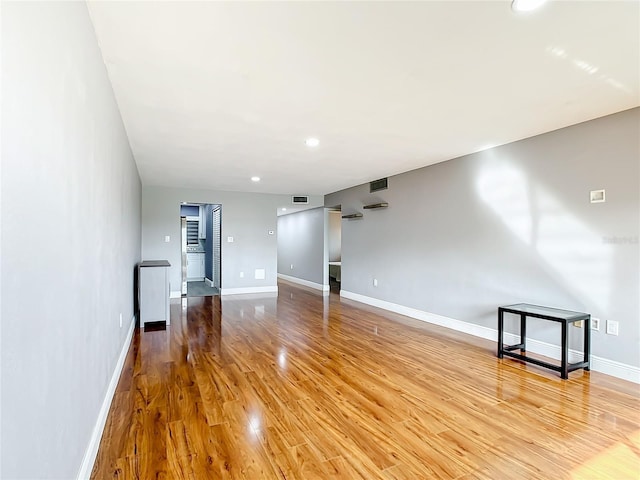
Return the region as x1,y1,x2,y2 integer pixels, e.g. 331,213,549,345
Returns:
278,273,329,294
589,356,640,383
340,290,640,384
340,290,496,340
205,278,214,287
221,286,278,296
170,290,182,299
77,315,136,479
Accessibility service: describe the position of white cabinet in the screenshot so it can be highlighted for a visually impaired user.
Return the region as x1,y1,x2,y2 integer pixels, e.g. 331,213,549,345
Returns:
186,253,205,280
139,260,171,326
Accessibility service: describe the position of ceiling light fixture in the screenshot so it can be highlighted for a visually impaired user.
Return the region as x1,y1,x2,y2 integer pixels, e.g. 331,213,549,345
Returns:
251,176,260,182
305,138,320,148
511,0,546,12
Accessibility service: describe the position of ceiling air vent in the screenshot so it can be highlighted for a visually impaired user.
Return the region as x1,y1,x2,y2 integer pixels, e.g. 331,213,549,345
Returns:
292,195,309,204
370,177,388,193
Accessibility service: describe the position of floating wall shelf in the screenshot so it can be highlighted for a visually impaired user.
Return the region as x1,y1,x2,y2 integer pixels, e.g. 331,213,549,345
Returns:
342,213,363,219
363,202,389,210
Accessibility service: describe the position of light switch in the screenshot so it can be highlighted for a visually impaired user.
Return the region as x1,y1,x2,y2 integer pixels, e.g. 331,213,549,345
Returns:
227,236,234,243
164,235,170,243
590,189,605,203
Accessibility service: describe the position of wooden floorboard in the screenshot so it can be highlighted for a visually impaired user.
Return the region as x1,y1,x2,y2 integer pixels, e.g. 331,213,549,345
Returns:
92,282,640,479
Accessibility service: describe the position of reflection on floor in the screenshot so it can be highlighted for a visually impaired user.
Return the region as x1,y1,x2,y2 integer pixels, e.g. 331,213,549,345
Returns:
187,281,219,297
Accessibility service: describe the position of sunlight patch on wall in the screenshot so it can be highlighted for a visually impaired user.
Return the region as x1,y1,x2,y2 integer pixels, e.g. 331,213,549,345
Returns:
476,161,612,311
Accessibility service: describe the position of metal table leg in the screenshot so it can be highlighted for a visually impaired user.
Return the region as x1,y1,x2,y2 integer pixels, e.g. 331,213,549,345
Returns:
584,315,591,371
520,313,527,352
561,321,569,379
498,309,504,358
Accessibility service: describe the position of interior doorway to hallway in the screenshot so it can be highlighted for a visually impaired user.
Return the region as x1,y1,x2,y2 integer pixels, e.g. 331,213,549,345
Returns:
180,203,222,297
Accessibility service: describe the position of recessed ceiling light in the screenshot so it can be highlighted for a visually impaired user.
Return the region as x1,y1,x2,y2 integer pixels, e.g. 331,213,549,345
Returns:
251,176,260,182
305,138,320,148
511,0,547,12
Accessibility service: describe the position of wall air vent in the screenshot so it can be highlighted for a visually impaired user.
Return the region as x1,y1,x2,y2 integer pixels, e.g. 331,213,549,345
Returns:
292,195,309,204
370,178,388,193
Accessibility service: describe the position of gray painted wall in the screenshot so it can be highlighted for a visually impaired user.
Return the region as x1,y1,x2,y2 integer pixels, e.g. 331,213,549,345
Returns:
328,211,342,262
1,3,142,478
277,207,328,286
143,187,294,293
326,108,639,367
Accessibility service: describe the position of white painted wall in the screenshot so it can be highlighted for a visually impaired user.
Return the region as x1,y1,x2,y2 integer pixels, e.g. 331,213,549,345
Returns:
142,186,309,295
1,2,141,478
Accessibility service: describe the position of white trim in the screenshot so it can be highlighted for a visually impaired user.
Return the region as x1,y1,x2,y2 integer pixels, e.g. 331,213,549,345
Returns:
186,277,205,282
221,292,278,302
278,273,329,293
77,316,136,480
340,290,640,384
220,286,278,296
205,277,214,287
340,290,495,339
170,290,182,299
590,356,640,384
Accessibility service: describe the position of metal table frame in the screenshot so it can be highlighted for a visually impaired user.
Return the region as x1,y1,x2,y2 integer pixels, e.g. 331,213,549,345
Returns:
498,303,590,379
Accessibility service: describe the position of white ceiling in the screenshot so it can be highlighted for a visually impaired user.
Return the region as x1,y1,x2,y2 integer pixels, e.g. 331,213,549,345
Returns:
87,1,639,196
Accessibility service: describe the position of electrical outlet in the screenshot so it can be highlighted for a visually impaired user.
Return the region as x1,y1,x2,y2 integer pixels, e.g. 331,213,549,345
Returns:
239,271,244,278
606,320,619,336
373,278,378,287
290,264,294,270
591,318,600,331
574,320,583,328
119,313,123,328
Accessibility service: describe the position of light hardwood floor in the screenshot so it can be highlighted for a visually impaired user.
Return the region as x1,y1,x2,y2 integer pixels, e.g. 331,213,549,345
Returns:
91,281,640,479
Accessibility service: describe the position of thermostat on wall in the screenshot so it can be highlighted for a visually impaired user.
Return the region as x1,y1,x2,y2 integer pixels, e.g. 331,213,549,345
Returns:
590,189,605,203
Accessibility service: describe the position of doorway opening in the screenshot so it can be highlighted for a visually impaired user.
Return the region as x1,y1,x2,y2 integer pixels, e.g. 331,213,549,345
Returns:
180,203,222,297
